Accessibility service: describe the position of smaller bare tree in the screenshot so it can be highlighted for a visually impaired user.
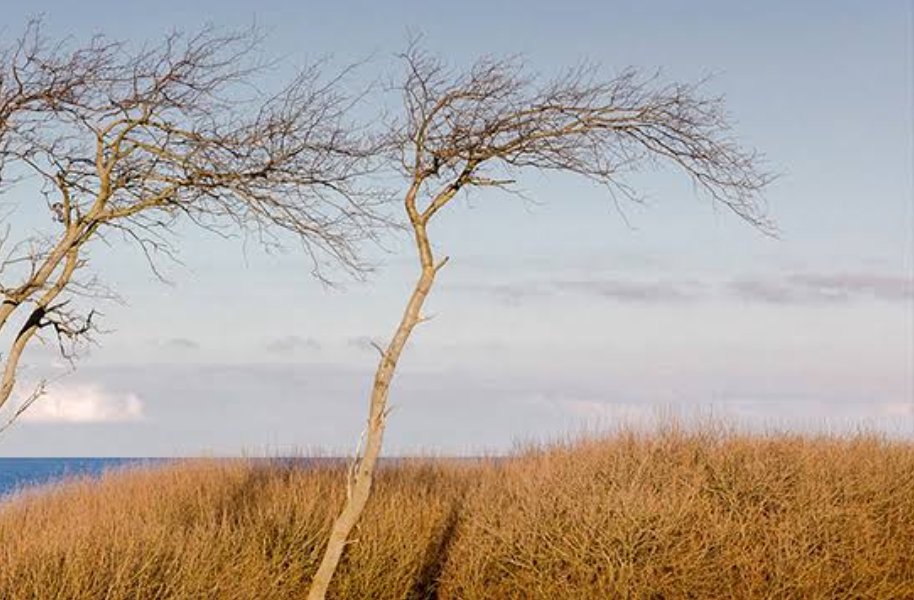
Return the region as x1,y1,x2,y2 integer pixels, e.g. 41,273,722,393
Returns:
0,22,385,431
306,44,774,599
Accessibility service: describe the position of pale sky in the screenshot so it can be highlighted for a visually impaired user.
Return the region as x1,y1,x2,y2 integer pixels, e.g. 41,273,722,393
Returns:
0,0,911,456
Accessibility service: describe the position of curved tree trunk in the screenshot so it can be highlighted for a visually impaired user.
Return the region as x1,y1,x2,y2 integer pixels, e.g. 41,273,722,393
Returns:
306,216,443,599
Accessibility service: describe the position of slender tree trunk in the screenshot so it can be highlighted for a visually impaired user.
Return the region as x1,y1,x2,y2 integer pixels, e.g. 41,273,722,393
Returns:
0,244,84,414
306,236,440,600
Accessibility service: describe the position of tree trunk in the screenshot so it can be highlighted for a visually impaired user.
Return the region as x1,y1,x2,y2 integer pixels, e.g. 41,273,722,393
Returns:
306,261,438,600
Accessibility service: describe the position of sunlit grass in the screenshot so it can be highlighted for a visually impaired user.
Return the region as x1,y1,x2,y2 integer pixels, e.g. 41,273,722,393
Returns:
1,425,912,599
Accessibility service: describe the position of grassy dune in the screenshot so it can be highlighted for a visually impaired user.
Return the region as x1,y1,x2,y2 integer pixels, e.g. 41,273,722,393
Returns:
1,427,912,599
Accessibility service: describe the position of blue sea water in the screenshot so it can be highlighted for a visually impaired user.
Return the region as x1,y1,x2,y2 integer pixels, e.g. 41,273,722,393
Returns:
0,458,162,500
0,457,452,501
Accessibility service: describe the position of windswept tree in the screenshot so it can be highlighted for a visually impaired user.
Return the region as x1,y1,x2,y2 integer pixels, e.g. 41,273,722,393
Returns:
307,44,774,598
0,22,384,430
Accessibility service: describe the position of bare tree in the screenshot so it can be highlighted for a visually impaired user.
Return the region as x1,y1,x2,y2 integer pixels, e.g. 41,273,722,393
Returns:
306,44,774,598
0,21,384,430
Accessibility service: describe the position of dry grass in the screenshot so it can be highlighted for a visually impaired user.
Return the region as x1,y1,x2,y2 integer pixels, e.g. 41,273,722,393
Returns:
1,426,912,599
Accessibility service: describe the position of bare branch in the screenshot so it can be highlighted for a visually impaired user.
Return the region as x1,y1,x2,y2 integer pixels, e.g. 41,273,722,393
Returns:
0,21,389,422
387,45,774,233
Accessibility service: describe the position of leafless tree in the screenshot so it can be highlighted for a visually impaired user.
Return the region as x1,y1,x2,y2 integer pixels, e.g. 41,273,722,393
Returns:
306,43,774,598
0,21,385,430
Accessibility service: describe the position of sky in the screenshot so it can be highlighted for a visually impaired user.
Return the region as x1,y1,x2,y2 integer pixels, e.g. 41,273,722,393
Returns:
0,0,911,456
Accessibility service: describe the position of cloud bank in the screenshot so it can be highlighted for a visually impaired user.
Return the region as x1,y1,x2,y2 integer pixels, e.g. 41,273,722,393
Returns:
461,270,913,306
730,273,914,304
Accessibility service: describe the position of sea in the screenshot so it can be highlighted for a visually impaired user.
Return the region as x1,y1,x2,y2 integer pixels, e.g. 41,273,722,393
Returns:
0,456,457,501
0,458,164,500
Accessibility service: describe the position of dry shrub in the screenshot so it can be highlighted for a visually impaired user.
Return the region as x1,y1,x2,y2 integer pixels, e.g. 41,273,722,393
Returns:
438,427,914,599
0,427,911,599
0,458,471,600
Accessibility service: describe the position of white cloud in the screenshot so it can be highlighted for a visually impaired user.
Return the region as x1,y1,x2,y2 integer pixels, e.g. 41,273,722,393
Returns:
21,384,145,423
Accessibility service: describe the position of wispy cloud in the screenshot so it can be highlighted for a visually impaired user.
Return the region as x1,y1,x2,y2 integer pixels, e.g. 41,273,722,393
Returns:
789,273,914,301
730,272,914,304
265,335,321,354
560,279,705,302
728,279,809,304
21,384,145,423
459,278,705,305
460,269,912,307
163,338,201,351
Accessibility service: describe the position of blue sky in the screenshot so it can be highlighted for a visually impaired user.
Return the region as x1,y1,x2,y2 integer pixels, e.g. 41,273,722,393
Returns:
0,1,911,455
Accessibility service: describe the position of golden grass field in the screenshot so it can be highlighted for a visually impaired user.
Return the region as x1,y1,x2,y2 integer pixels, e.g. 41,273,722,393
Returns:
1,425,912,599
